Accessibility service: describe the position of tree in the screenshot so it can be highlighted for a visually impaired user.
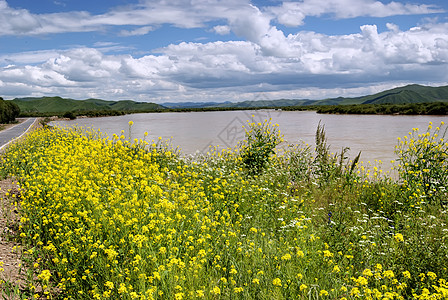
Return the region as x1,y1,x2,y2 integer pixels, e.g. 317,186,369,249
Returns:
0,97,21,123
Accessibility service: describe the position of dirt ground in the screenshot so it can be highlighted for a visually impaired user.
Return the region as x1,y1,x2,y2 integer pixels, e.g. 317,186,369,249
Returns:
0,178,25,290
0,118,42,296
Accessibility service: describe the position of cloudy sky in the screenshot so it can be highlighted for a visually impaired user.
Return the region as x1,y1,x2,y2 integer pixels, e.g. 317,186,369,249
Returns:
1,0,447,103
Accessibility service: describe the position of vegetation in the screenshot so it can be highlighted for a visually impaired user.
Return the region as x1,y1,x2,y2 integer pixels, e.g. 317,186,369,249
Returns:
218,84,448,107
11,97,164,117
240,119,282,175
315,102,448,115
164,84,448,108
0,97,20,123
3,84,448,119
62,111,77,120
1,119,447,299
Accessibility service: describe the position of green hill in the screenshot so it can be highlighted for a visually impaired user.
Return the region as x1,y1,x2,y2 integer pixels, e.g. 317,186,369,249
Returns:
215,84,448,108
318,84,448,106
10,97,164,115
6,84,448,116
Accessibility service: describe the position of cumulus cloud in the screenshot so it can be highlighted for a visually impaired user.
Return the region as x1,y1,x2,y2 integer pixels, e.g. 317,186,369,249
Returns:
1,0,444,60
1,20,447,101
0,0,447,101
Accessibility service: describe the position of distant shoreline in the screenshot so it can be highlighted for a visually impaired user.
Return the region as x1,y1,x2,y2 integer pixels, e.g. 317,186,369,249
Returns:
20,101,448,120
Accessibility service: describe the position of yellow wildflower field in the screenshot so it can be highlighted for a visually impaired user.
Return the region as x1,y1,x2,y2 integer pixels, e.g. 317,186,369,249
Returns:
1,121,447,299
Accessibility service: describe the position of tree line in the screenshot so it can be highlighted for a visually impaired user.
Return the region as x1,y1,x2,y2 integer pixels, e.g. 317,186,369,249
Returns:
0,97,21,123
314,102,448,115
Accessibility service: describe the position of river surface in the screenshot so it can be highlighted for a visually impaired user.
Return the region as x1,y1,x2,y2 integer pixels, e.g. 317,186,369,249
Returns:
52,110,447,170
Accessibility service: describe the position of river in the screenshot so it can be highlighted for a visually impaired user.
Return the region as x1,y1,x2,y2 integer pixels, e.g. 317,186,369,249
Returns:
51,110,447,170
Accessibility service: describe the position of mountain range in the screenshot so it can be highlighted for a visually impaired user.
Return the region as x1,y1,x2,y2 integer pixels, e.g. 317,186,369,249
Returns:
162,84,448,108
8,84,448,114
10,96,163,114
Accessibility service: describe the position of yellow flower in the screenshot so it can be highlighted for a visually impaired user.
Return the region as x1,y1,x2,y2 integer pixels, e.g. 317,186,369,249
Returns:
211,286,221,295
299,284,307,292
350,287,360,297
272,278,282,287
402,271,411,279
104,281,114,290
323,250,333,257
118,283,127,294
394,233,404,242
354,276,368,286
383,270,395,279
37,270,51,282
427,271,437,281
281,253,292,261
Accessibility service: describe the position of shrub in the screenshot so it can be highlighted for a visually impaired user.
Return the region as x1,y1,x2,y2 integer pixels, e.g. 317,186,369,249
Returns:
240,118,282,175
62,111,77,120
395,121,448,207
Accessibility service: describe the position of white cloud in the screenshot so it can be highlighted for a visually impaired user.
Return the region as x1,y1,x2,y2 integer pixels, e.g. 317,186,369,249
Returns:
269,0,444,27
119,26,154,36
386,23,400,33
0,50,61,65
1,20,447,101
1,0,444,37
0,0,447,102
213,25,231,35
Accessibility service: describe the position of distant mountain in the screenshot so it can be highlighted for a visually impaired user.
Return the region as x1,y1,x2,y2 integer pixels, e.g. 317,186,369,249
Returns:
217,99,312,108
7,84,448,114
162,101,232,108
301,84,448,106
11,96,164,114
162,84,448,108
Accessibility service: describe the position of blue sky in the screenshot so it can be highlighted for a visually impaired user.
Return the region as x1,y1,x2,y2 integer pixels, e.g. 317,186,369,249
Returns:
1,0,447,103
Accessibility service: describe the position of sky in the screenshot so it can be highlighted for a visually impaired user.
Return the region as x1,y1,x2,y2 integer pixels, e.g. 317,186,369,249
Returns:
0,0,448,103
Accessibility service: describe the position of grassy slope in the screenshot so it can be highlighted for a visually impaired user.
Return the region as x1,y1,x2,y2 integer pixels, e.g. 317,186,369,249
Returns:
11,97,163,113
316,84,448,106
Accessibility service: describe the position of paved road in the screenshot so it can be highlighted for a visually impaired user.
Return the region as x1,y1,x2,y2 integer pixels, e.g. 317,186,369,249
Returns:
0,118,37,149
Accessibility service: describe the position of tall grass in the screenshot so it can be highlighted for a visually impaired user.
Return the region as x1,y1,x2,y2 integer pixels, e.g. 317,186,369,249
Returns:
0,121,447,299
